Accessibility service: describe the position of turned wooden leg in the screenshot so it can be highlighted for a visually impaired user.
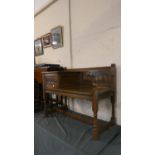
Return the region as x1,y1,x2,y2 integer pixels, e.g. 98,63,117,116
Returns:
64,96,68,109
59,96,62,107
110,95,116,124
92,92,99,140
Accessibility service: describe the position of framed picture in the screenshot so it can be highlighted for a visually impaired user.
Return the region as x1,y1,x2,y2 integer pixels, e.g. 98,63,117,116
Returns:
34,38,44,56
42,33,52,48
51,26,63,49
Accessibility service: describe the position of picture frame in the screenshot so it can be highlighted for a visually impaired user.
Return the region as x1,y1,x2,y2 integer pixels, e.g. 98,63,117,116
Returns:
34,38,44,56
42,33,52,48
51,26,63,49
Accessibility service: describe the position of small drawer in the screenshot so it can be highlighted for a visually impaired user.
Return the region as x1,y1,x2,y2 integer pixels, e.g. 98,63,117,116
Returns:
43,73,59,90
45,82,59,90
44,74,59,82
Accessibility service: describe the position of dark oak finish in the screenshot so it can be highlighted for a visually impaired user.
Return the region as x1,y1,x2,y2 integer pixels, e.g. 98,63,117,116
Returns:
42,64,116,140
34,64,64,84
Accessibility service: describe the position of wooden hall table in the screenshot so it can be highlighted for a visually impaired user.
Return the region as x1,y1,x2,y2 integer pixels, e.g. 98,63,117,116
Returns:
42,64,116,140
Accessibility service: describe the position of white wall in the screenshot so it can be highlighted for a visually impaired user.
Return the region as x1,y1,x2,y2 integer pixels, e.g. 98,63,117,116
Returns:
34,0,121,125
35,0,52,14
70,0,121,124
34,0,71,67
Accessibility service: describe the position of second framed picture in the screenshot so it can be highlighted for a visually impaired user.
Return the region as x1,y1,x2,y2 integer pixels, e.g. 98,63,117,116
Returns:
51,26,63,49
42,33,52,48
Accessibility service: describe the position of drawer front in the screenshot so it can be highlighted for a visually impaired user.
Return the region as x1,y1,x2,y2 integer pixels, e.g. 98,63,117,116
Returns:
45,81,59,90
43,73,59,90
